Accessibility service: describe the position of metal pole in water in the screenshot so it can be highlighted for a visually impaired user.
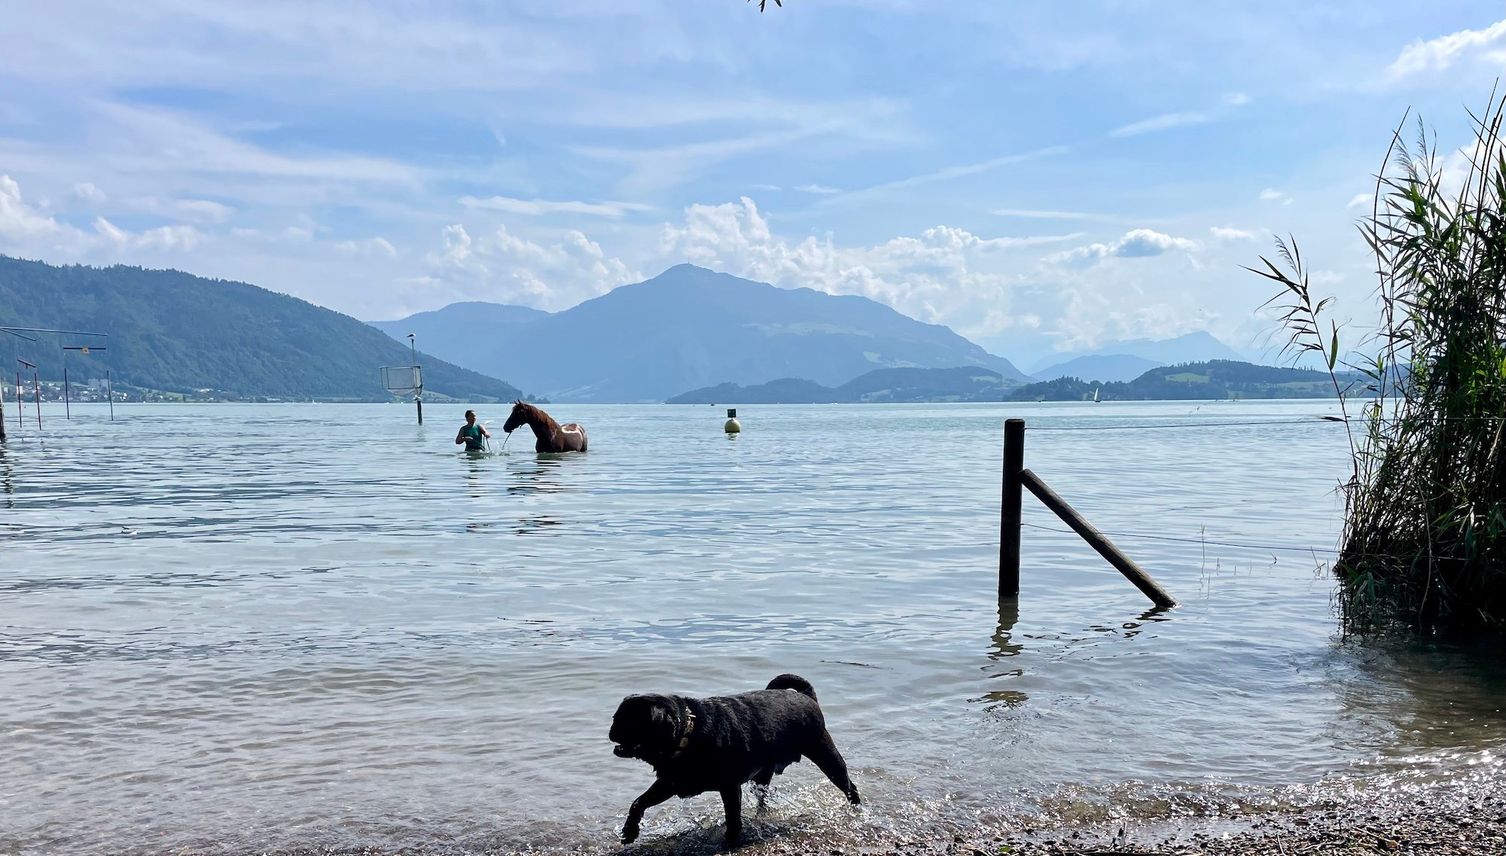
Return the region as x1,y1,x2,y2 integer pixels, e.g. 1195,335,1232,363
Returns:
0,373,7,442
32,371,41,430
63,365,70,420
1000,418,1024,597
416,395,423,425
107,369,114,420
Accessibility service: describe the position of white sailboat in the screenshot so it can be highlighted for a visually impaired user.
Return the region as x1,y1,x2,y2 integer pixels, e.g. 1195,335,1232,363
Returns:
1092,386,1101,403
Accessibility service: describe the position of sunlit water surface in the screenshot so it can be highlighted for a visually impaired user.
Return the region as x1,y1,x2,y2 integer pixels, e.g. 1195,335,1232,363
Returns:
2,401,1503,855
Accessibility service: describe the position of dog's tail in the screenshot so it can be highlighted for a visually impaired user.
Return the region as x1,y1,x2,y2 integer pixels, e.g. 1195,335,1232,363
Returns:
767,673,817,701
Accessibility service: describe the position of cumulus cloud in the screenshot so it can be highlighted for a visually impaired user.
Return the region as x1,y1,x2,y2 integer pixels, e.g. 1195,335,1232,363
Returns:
426,221,638,310
656,196,1081,341
0,174,66,240
1053,228,1198,265
457,194,652,218
1388,19,1506,80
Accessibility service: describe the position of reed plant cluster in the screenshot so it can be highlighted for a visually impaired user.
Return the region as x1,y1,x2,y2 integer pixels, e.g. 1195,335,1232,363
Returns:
1254,98,1506,637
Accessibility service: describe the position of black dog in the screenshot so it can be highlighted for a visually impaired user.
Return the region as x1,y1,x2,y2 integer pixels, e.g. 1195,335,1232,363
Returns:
610,673,861,849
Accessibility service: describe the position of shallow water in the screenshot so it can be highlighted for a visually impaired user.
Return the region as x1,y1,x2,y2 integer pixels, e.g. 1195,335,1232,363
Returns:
2,401,1503,855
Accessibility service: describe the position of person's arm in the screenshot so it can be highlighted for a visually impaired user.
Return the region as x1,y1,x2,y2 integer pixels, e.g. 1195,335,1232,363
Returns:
455,428,466,445
481,425,491,438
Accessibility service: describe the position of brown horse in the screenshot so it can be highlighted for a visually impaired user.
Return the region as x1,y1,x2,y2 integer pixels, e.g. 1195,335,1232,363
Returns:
502,400,588,453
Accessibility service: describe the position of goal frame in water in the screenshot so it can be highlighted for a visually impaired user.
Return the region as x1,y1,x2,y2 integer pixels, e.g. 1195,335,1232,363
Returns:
379,365,423,397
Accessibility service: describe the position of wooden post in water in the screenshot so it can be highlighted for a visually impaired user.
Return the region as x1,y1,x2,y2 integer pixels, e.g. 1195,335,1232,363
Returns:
1020,468,1178,609
63,366,70,420
1000,418,1025,596
107,369,114,421
31,370,41,430
0,374,7,442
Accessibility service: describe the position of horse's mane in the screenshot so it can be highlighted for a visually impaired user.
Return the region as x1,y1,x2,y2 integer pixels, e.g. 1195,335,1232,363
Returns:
514,400,558,430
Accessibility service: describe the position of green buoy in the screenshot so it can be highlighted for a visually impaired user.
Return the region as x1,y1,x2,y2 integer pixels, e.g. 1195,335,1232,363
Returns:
724,407,741,434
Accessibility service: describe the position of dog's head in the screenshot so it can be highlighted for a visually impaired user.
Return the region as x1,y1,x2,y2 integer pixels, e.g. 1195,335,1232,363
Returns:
609,694,684,762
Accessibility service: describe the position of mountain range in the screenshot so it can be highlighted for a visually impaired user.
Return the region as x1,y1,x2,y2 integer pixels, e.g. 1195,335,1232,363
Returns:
1028,331,1249,373
0,256,521,401
371,264,1029,403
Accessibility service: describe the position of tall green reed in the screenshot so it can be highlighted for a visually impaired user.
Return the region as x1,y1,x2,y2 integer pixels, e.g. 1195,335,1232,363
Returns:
1252,96,1506,637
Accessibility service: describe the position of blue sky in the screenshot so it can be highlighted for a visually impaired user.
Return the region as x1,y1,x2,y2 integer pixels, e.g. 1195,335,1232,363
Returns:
1,2,1503,364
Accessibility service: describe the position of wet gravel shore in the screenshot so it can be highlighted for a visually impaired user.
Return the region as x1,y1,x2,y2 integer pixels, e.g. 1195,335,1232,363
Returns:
151,771,1506,856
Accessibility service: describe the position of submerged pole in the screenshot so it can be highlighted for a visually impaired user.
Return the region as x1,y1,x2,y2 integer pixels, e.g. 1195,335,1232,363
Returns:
1020,468,1177,609
1000,418,1025,596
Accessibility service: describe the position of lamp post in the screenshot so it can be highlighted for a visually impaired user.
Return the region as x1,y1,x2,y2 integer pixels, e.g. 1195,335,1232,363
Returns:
407,333,422,425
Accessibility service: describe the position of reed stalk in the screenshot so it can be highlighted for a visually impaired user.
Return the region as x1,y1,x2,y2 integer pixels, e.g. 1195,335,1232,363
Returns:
1251,95,1506,637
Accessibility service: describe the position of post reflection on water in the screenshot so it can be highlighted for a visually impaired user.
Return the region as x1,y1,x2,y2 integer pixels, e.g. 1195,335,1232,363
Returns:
981,597,1027,709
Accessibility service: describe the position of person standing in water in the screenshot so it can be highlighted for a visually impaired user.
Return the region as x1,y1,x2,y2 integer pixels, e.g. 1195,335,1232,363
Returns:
455,410,491,451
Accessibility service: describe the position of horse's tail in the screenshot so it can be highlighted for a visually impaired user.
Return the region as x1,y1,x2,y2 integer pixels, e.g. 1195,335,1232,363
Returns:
766,673,817,701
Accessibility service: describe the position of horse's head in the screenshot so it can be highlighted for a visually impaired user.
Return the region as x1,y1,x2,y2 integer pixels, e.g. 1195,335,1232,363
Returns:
503,400,529,433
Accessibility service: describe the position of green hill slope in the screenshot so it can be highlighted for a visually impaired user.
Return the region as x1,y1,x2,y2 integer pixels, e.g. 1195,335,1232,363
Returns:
0,256,522,401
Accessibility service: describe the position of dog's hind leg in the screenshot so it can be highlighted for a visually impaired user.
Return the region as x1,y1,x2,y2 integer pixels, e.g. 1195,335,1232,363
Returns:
752,769,774,816
720,785,744,850
805,730,861,805
622,779,675,845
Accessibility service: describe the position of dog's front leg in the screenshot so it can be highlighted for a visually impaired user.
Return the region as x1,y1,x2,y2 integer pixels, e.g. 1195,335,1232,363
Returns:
719,786,743,850
622,779,675,845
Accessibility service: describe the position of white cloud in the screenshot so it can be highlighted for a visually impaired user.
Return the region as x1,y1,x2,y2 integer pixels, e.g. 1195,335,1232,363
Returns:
1109,111,1210,138
458,195,652,218
794,184,841,195
72,182,106,203
1346,192,1372,209
1388,19,1506,80
93,216,204,251
92,216,127,244
426,222,638,310
656,196,1080,341
0,174,66,240
175,199,236,223
1259,188,1293,205
1210,226,1256,241
1054,228,1198,264
1223,92,1251,106
335,237,398,258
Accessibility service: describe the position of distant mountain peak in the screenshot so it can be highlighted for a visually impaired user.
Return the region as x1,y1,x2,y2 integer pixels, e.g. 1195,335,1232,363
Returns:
374,264,1027,402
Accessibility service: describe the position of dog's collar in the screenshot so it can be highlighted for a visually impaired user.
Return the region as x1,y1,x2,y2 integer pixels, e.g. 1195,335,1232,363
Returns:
672,711,696,756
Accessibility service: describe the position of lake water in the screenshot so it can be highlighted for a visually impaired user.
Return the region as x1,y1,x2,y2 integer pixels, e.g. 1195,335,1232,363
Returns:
3,401,1504,855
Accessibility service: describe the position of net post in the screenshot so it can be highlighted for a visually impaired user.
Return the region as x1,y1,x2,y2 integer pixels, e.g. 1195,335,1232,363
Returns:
1000,418,1025,597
